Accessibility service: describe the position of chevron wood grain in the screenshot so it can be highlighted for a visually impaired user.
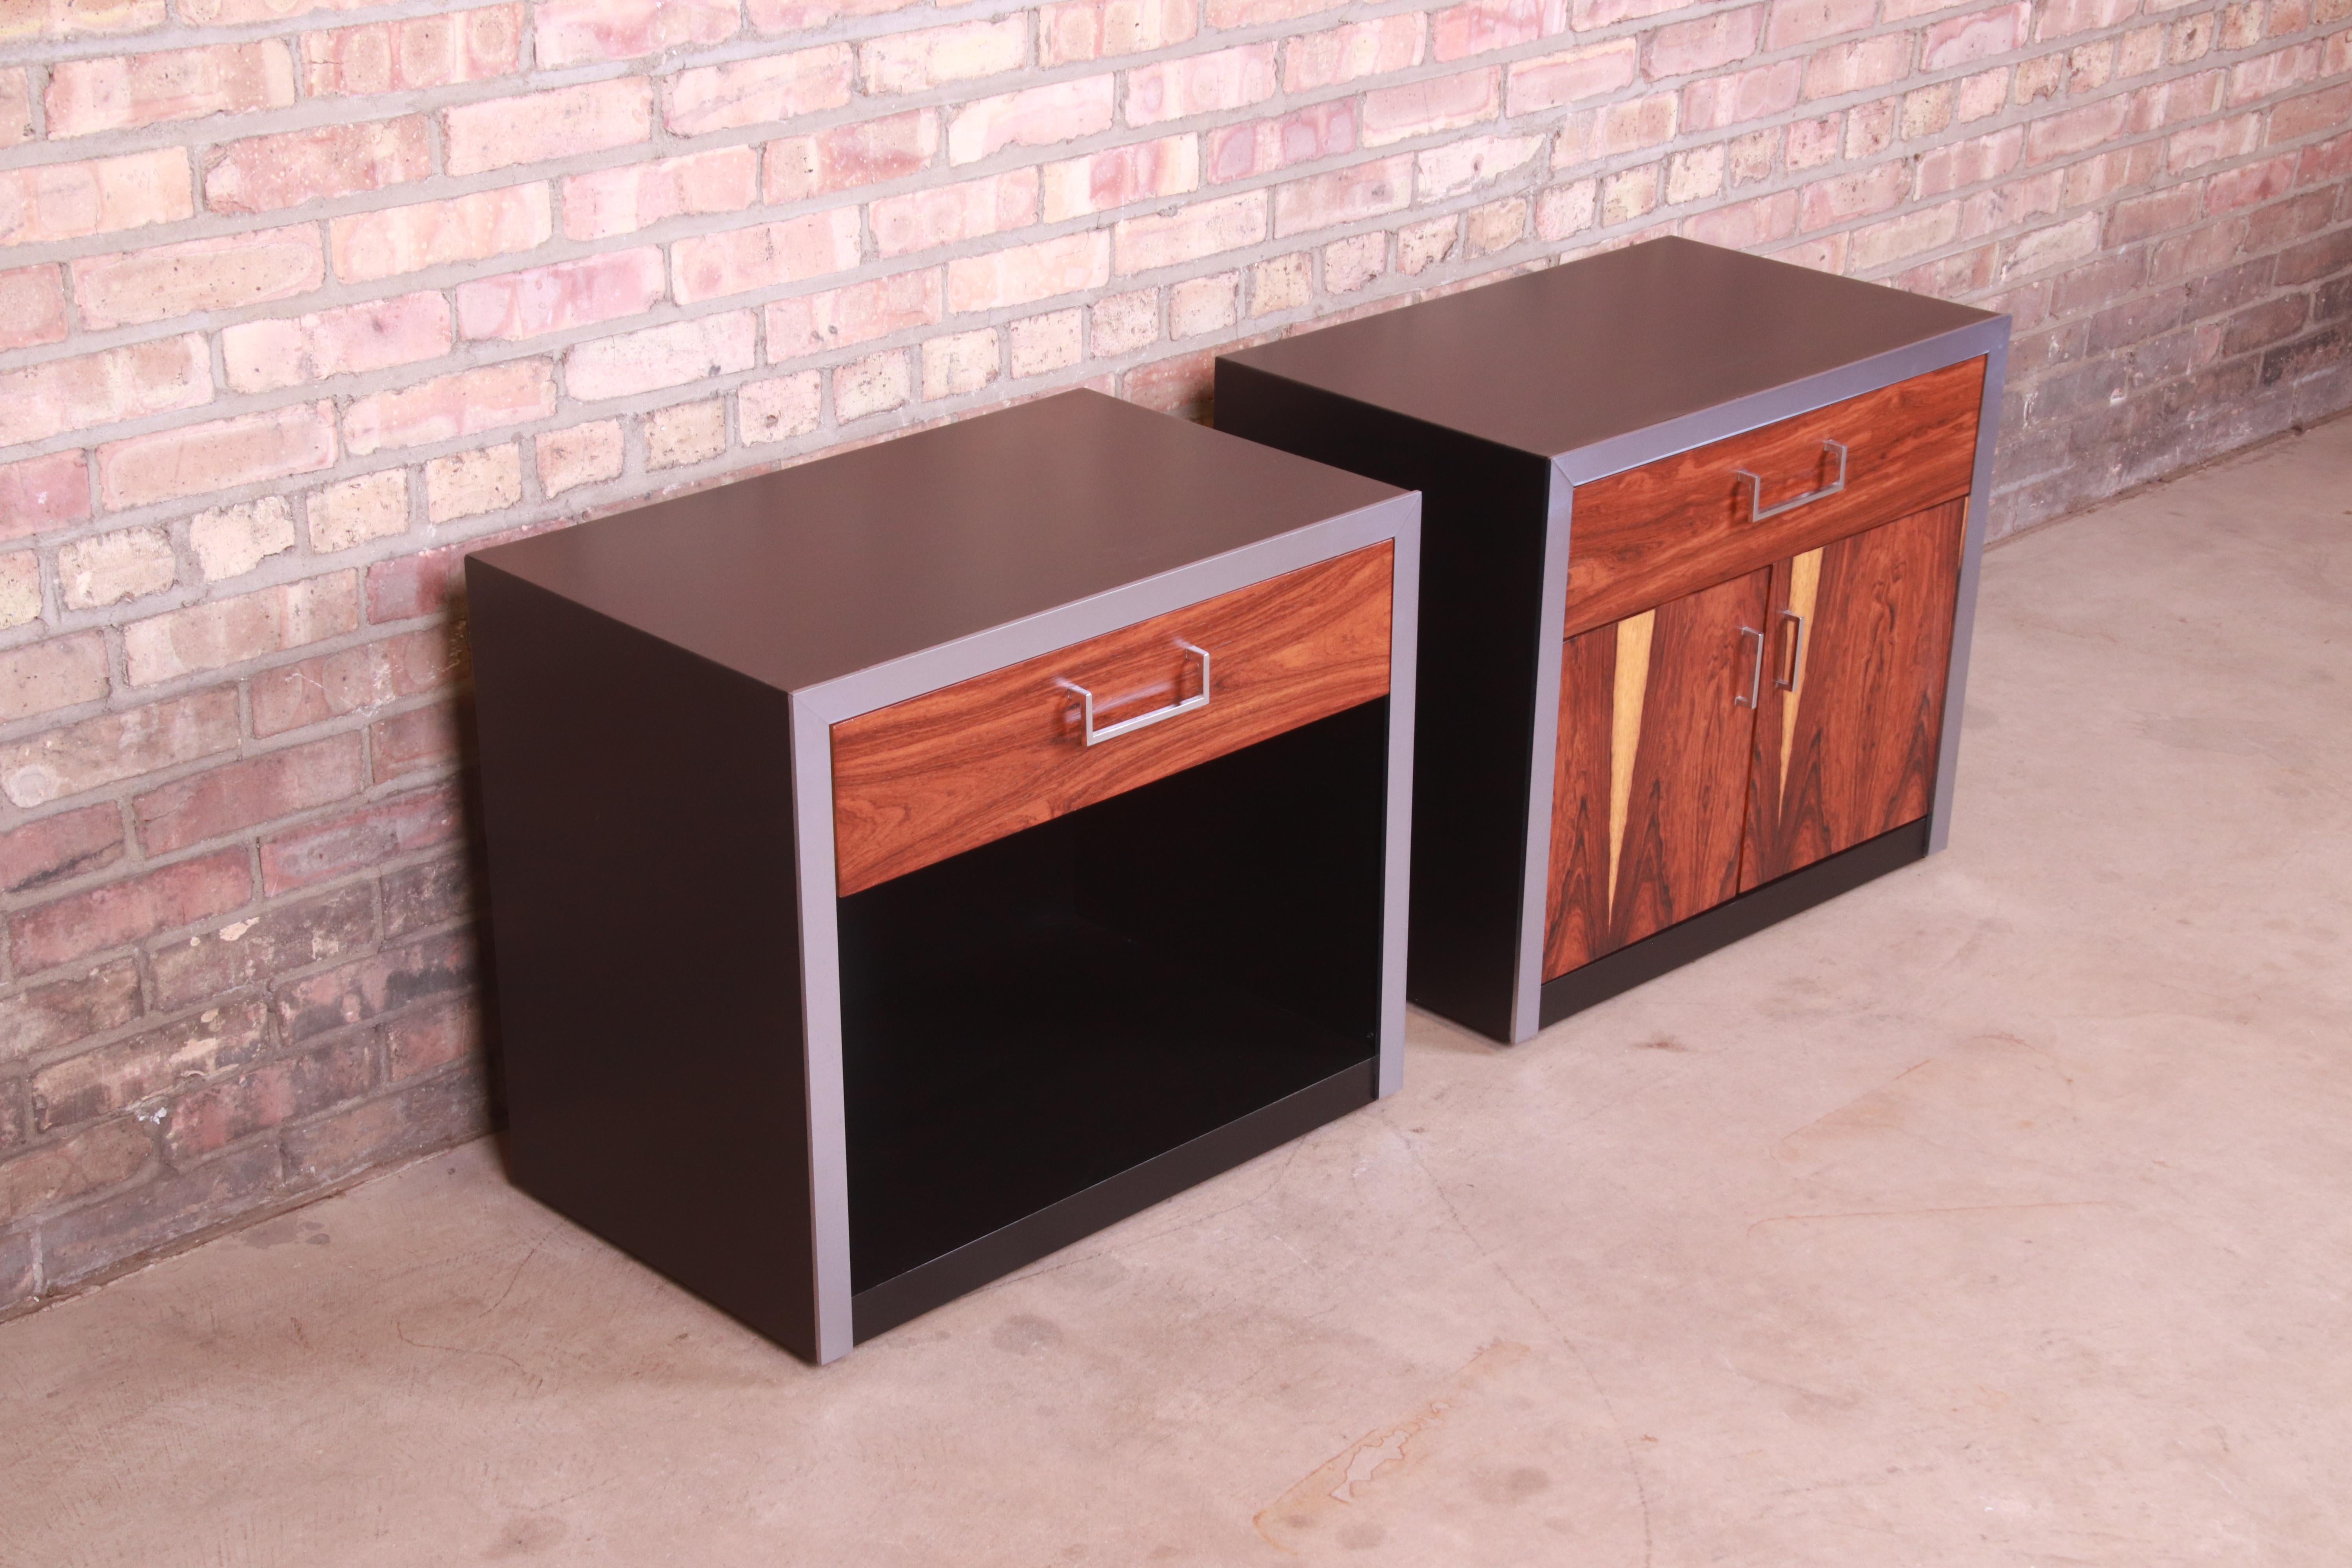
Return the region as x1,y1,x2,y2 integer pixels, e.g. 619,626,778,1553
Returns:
1741,499,1966,891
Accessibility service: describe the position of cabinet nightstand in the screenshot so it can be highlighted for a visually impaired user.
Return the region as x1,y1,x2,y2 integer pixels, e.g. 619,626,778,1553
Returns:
467,390,1419,1362
1218,238,2008,1044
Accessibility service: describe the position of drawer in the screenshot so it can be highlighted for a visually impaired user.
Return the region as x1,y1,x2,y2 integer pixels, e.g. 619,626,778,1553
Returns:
831,540,1394,896
1564,356,1984,637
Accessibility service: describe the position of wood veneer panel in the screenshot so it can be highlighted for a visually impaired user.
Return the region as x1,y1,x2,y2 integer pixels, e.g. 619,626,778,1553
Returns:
1741,498,1965,890
1565,357,1983,637
1544,567,1769,980
833,541,1393,896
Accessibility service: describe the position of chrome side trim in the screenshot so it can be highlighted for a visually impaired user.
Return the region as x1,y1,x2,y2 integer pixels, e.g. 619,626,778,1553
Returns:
1377,500,1423,1096
789,692,855,1365
1509,471,1575,1045
1931,322,2013,853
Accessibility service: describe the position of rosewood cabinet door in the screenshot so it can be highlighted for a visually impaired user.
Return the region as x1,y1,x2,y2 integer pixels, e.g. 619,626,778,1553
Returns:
1742,497,1967,890
1545,567,1771,979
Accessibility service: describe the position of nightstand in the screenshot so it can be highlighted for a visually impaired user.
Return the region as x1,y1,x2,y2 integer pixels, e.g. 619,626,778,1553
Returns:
467,390,1419,1361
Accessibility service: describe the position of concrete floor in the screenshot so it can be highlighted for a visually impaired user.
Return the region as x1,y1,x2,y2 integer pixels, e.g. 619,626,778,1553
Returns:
4,417,2350,1567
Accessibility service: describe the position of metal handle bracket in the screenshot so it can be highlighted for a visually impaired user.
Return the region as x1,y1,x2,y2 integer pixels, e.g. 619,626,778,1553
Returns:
1057,641,1210,746
1736,626,1765,710
1735,439,1848,523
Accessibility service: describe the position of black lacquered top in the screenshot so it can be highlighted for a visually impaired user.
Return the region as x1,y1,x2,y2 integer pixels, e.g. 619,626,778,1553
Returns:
470,389,1403,693
1222,238,1998,461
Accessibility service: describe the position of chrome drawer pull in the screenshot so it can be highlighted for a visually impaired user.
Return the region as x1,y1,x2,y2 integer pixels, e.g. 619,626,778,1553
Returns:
1735,439,1847,522
1775,608,1805,691
1735,626,1764,710
1057,641,1210,746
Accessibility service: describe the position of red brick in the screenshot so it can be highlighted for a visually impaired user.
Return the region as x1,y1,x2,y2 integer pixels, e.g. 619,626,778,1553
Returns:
151,883,375,1008
369,702,465,779
766,271,944,356
861,15,1027,95
564,147,757,241
1682,59,1803,131
29,999,268,1132
1922,4,2029,70
0,958,140,1069
384,997,480,1082
45,41,294,137
122,575,357,690
1646,5,1763,78
1206,0,1342,24
40,1141,280,1292
1287,15,1425,91
1042,136,1199,220
1122,348,1216,419
329,184,552,284
456,248,665,341
1765,0,1874,47
0,690,240,810
0,264,66,350
1419,132,1545,198
0,633,111,725
2106,185,2203,245
444,78,652,177
2206,153,2299,212
1040,0,1197,63
765,111,938,203
364,530,536,622
10,849,250,973
1800,162,1913,230
564,311,757,399
1206,102,1357,184
0,453,88,541
1272,155,1412,237
281,1070,484,1188
1126,43,1278,126
2026,96,2133,163
1915,125,2024,197
2,0,166,38
260,778,462,894
250,628,459,742
872,170,1037,258
203,116,434,215
2034,0,2131,38
947,76,1115,166
343,360,554,456
383,854,471,935
221,291,452,395
0,334,210,450
537,418,623,496
1364,67,1500,147
1802,34,1912,100
302,6,522,96
0,804,123,897
1113,191,1268,274
537,0,735,66
71,224,323,330
1434,0,1552,63
666,45,850,135
748,0,920,31
0,1118,150,1226
0,149,192,247
132,735,365,858
164,1036,374,1163
98,403,337,511
671,209,861,303
2269,81,2352,145
0,70,24,150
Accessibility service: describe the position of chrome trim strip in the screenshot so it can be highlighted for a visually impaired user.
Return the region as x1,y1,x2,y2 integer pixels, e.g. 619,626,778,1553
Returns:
789,693,855,1365
1931,323,2013,853
1377,500,1423,1096
790,490,1423,1342
1510,472,1574,1044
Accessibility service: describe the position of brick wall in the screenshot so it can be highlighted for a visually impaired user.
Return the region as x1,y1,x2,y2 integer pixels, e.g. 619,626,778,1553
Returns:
1,0,2347,1316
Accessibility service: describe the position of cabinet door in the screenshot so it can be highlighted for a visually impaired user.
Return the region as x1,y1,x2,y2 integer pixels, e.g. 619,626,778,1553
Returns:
1741,498,1966,890
1545,568,1771,980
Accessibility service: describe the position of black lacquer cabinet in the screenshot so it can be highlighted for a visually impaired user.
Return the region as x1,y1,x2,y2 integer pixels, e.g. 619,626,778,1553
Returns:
1219,238,2009,1043
468,391,1419,1361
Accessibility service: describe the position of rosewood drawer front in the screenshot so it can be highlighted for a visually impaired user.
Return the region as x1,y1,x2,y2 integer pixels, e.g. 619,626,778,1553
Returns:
831,540,1394,896
1564,357,1985,637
